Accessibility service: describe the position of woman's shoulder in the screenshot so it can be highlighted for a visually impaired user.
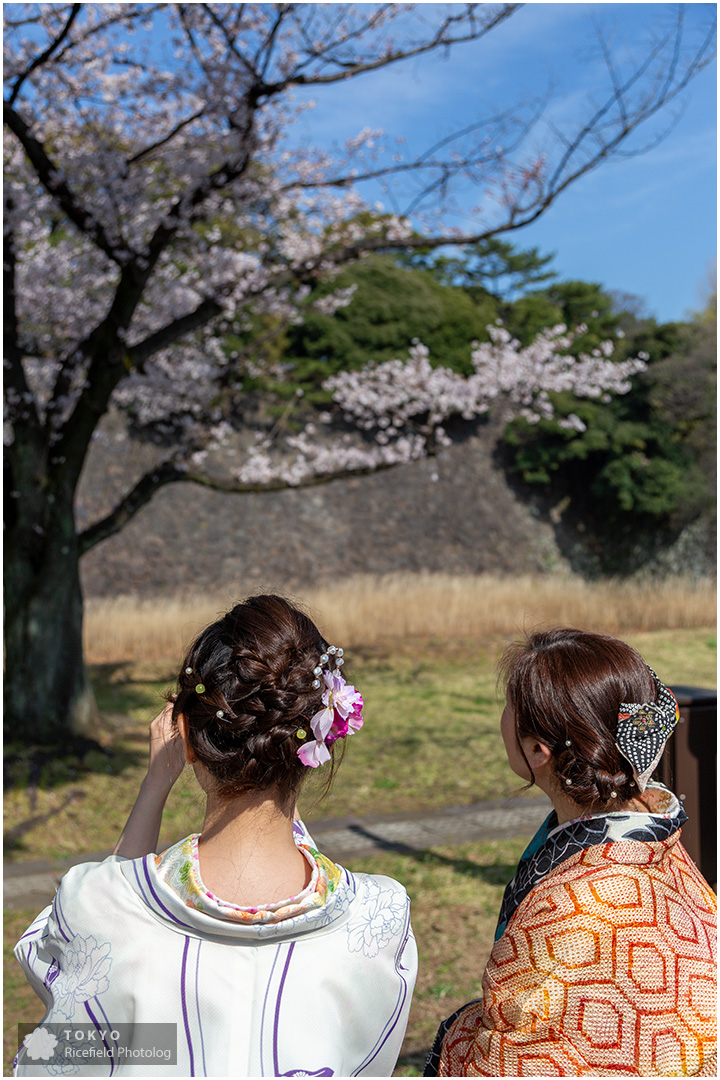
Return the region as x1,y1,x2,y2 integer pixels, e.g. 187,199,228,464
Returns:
55,853,134,895
506,832,716,940
349,869,411,902
338,870,413,961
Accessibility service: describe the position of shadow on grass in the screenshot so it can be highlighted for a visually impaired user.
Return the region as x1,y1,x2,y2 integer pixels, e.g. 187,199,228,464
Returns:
90,661,174,717
3,662,171,799
4,788,89,848
347,824,518,885
3,736,147,794
395,1050,429,1076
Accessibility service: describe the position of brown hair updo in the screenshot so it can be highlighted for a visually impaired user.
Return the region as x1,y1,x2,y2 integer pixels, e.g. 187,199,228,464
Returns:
499,628,658,810
170,595,336,803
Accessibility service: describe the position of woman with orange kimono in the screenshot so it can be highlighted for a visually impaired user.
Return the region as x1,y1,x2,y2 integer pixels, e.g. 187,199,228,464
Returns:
426,628,716,1077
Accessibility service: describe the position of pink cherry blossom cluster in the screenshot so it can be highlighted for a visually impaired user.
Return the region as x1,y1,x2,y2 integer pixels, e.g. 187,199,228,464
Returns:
327,326,645,440
226,326,645,489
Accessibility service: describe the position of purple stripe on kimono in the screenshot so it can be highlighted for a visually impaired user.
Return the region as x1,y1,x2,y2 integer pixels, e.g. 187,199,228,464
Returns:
85,998,115,1076
180,935,196,1076
53,890,72,942
141,855,193,928
353,904,414,1075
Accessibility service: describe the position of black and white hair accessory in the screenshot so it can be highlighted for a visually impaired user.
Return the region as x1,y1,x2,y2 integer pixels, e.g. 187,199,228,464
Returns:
615,667,679,792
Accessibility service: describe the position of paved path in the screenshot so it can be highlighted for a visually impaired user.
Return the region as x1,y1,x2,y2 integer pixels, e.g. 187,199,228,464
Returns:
4,795,551,911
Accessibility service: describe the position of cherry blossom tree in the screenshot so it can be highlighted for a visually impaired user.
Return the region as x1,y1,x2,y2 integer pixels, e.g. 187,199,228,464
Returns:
4,3,715,743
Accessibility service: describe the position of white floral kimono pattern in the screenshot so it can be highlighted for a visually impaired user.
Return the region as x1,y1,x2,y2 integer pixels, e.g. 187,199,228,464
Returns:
14,821,417,1077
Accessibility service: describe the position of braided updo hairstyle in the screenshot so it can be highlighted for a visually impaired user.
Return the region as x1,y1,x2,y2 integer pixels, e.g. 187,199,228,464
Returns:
499,628,658,810
170,595,338,803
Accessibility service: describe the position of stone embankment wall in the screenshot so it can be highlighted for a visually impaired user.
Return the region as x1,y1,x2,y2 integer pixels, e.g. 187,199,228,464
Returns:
78,415,565,598
78,412,714,597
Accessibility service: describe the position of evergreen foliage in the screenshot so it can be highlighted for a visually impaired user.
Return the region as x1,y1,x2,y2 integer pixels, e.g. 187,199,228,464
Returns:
285,255,496,381
502,299,715,566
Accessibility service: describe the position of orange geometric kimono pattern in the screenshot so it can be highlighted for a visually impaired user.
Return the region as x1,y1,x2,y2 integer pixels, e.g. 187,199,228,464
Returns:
438,834,716,1076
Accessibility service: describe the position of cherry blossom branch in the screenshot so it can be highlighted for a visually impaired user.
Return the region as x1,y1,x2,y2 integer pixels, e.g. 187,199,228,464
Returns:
142,125,258,267
197,2,263,82
7,2,81,106
254,5,287,83
50,4,168,65
125,298,225,369
3,103,132,266
284,106,535,196
127,109,207,167
75,317,647,556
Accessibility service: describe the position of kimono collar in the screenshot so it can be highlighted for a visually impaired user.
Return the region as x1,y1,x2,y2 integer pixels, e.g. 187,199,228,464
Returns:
495,783,687,941
121,821,355,942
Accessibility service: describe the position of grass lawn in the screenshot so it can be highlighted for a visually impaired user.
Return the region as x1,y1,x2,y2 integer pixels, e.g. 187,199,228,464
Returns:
5,630,715,863
4,628,716,1075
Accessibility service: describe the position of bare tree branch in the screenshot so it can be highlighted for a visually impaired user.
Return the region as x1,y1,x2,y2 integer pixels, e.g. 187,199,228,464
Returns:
78,460,188,554
77,452,404,555
263,4,521,93
546,11,715,198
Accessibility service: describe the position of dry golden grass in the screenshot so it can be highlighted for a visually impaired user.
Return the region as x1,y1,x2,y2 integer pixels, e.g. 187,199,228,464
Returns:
84,573,716,663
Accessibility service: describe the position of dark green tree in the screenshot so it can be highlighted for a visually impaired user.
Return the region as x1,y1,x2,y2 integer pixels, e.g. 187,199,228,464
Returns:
284,255,498,383
501,297,715,571
396,238,557,299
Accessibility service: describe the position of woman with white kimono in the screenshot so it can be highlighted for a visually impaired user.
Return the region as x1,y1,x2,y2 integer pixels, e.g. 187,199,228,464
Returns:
15,594,417,1077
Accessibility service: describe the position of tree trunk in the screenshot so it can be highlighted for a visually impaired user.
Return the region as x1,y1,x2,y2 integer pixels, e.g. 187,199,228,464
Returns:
4,532,98,746
4,441,99,746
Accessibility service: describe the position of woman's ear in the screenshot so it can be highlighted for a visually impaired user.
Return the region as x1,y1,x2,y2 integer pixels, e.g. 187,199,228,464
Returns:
520,736,553,773
175,713,196,764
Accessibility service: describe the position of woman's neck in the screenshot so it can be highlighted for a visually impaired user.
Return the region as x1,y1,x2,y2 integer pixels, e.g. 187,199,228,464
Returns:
550,788,652,826
195,790,312,907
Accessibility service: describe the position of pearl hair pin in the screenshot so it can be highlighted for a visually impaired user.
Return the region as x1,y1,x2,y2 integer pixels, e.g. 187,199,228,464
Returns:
311,644,346,689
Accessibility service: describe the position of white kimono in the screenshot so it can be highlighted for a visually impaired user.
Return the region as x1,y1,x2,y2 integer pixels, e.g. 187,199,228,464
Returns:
14,821,417,1077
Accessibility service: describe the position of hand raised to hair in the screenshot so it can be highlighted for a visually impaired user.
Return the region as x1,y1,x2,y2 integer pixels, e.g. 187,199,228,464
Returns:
146,702,186,792
114,702,186,858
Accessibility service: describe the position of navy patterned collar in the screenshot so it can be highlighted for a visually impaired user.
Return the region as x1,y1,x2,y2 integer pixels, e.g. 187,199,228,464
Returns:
495,784,687,940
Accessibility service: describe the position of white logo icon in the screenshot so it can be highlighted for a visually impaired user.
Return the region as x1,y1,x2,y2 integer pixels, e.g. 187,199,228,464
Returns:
23,1027,58,1061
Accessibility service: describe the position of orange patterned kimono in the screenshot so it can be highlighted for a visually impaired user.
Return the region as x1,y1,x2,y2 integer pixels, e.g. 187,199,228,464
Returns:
435,826,716,1076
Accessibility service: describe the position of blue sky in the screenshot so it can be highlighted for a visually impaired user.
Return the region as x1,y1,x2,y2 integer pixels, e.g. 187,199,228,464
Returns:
293,3,716,323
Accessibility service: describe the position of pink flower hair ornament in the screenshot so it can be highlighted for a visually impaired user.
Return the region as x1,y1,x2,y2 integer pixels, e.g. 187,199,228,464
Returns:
298,668,364,768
